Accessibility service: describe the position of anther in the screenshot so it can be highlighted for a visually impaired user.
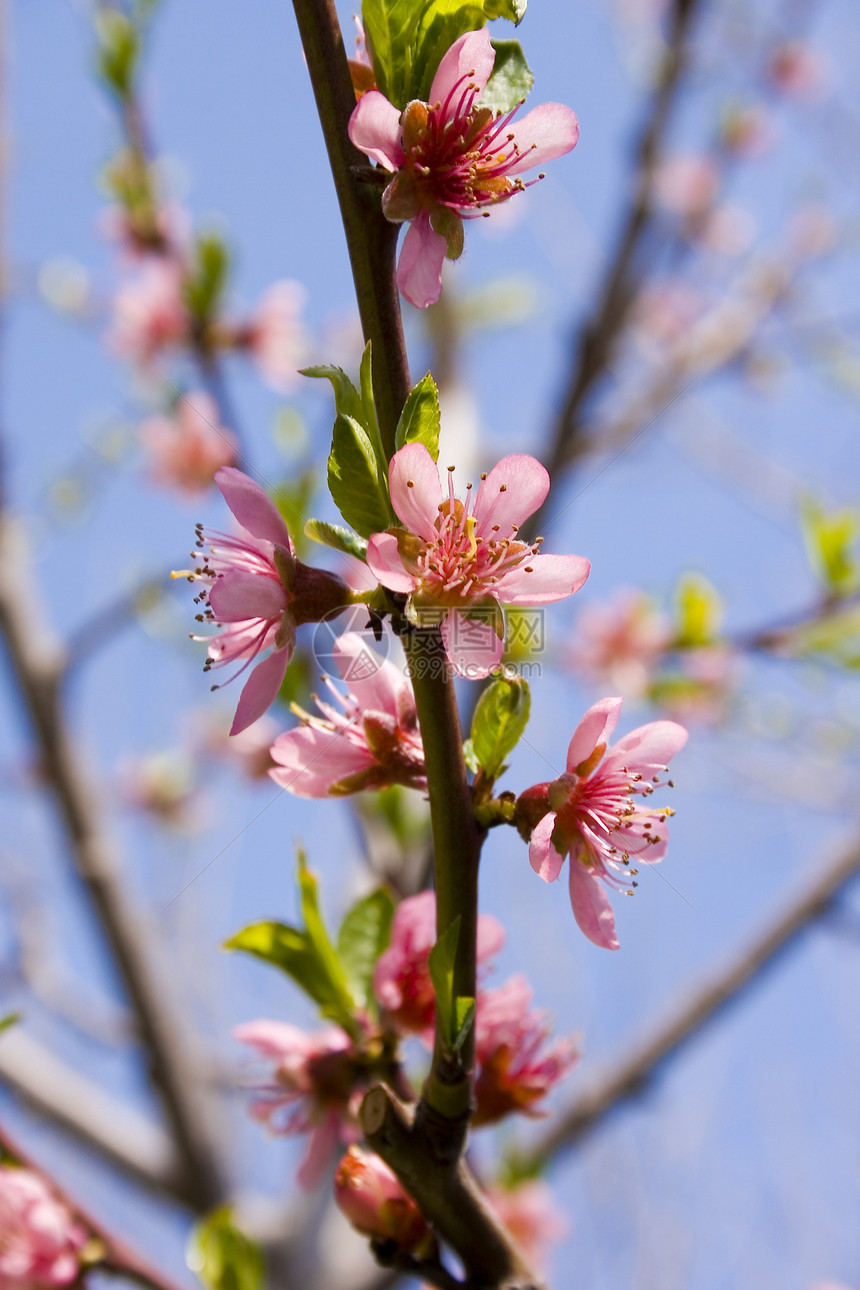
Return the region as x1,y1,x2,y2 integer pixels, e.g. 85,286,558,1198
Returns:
499,484,507,492
407,479,415,488
447,465,455,472
480,473,487,480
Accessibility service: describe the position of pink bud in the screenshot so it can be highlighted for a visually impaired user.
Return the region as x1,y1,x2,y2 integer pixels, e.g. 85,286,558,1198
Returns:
334,1147,429,1250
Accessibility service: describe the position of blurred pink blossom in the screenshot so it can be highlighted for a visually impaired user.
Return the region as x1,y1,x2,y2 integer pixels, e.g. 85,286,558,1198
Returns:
269,632,426,797
366,444,590,677
519,696,687,950
349,29,579,306
235,1020,362,1190
654,154,720,219
373,890,504,1036
485,1180,568,1274
473,976,578,1125
243,281,307,393
0,1166,88,1289
139,391,238,496
767,41,830,97
696,204,756,257
569,590,670,697
720,102,775,157
108,257,189,366
633,280,707,349
334,1146,429,1250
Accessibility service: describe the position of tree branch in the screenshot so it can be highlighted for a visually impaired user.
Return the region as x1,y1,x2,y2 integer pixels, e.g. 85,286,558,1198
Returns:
523,832,860,1169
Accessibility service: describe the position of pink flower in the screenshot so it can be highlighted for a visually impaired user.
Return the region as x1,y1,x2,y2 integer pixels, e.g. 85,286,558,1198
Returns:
348,29,579,307
485,1180,567,1275
235,1020,361,1190
569,590,670,697
373,891,504,1036
767,41,830,98
108,256,189,365
519,697,687,950
139,391,238,496
244,281,307,393
0,1167,88,1289
187,467,349,734
268,633,426,797
366,444,590,676
334,1147,429,1250
472,976,577,1125
654,154,720,219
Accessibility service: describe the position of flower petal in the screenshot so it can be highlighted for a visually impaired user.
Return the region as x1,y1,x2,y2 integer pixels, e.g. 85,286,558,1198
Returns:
333,632,408,714
208,570,287,622
388,442,443,540
297,1110,340,1190
604,720,689,772
230,648,290,734
215,467,293,549
495,553,591,605
397,210,448,308
366,531,417,592
348,90,405,170
474,455,550,534
568,861,619,950
269,726,375,798
441,609,504,679
430,28,495,108
507,103,580,176
477,914,506,962
529,811,565,882
566,697,623,772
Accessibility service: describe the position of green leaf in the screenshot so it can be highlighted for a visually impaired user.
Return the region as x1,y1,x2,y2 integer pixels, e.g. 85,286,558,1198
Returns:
362,0,420,107
410,2,486,102
483,0,526,21
674,574,721,648
95,10,139,97
337,889,395,1004
328,414,393,538
470,673,531,780
800,495,860,595
481,40,533,113
305,519,369,562
452,995,475,1052
462,738,480,774
225,853,357,1033
184,233,230,326
301,365,364,426
428,916,460,1048
187,1208,264,1290
0,1013,20,1036
395,373,441,459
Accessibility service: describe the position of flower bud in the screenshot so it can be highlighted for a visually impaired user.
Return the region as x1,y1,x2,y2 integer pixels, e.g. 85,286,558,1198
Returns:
513,782,551,841
334,1147,429,1251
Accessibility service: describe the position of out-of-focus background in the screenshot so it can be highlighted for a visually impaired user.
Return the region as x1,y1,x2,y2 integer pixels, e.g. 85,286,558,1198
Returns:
2,1,860,1287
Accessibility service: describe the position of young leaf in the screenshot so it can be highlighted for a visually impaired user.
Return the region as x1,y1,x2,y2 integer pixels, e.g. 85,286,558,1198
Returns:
336,888,395,1004
0,1013,20,1036
452,995,476,1053
95,10,139,97
427,916,460,1049
481,40,533,114
184,233,230,327
327,413,393,538
301,365,364,426
800,495,860,595
395,373,441,458
297,850,357,1010
187,1207,264,1290
304,518,369,562
674,574,721,648
362,0,419,108
470,673,531,779
483,0,527,23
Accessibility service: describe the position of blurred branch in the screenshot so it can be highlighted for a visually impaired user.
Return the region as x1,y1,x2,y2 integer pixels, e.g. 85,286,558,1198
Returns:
0,514,227,1211
523,831,860,1170
543,0,702,482
65,568,173,671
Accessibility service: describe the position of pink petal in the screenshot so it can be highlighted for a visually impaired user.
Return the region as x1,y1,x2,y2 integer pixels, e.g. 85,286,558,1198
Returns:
477,914,506,961
529,812,565,882
474,455,550,534
208,570,287,622
566,697,623,772
507,103,581,176
234,1020,313,1059
441,610,504,679
397,210,448,308
568,861,619,950
348,91,405,170
388,442,443,541
297,1110,340,1190
230,648,290,735
269,727,375,797
494,553,591,605
333,632,407,714
366,531,417,592
215,467,293,550
429,28,495,108
604,720,689,772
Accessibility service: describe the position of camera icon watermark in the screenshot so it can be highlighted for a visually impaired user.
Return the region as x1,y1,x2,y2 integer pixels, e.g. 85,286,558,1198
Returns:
312,604,390,682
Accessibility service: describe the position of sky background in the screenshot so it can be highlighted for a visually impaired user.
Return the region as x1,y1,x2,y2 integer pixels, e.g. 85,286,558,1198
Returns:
2,1,860,1288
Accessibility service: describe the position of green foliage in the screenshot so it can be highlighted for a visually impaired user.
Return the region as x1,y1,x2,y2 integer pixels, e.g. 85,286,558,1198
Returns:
395,373,441,459
304,519,369,562
187,1208,265,1290
224,850,358,1036
95,10,140,97
428,917,475,1053
0,1013,20,1036
800,495,860,596
481,40,533,112
301,363,365,425
184,233,230,327
337,888,395,1005
363,0,528,108
674,574,721,648
469,673,531,780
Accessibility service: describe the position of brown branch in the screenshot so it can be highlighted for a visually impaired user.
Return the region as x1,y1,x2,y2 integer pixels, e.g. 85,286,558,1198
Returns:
543,0,702,485
522,831,860,1170
0,514,227,1211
